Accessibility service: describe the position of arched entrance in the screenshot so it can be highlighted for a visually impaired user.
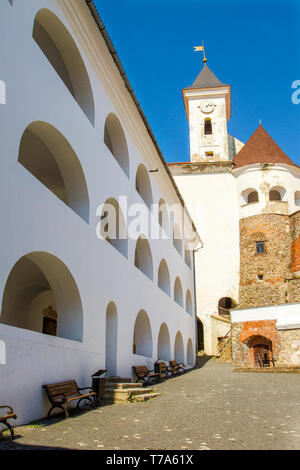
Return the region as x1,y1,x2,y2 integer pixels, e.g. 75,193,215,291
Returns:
105,302,118,376
218,297,237,315
246,335,273,367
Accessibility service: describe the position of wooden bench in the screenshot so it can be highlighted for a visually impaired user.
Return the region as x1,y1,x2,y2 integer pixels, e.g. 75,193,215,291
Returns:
0,406,17,439
132,366,160,386
154,361,171,379
43,380,96,418
168,360,185,376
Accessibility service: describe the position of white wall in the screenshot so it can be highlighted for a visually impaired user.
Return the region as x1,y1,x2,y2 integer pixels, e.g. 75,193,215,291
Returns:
173,170,240,354
0,0,198,424
231,302,300,330
234,164,300,219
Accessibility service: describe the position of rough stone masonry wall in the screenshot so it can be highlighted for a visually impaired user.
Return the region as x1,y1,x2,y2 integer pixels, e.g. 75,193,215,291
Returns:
231,320,279,366
276,329,300,366
286,211,300,301
239,214,291,308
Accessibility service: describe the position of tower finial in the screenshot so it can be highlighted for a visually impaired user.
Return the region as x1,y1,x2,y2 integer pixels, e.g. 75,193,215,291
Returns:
194,41,207,63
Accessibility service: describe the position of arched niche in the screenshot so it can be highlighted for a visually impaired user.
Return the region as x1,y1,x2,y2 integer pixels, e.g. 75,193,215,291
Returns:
135,164,153,209
269,186,286,202
1,252,83,342
99,198,128,258
173,223,183,256
134,236,153,281
158,259,171,296
158,199,170,236
218,297,236,315
186,290,193,315
104,113,129,178
18,121,90,223
187,338,194,365
241,188,259,205
157,323,171,361
105,302,118,376
174,277,183,307
174,331,184,363
133,310,153,357
33,8,95,124
184,243,192,269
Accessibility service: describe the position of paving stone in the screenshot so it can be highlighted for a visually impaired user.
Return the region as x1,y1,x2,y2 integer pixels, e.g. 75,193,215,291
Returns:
1,358,300,450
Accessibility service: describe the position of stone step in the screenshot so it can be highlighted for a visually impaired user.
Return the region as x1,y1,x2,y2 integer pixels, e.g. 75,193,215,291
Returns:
104,377,132,383
105,382,143,390
132,392,161,402
103,387,157,404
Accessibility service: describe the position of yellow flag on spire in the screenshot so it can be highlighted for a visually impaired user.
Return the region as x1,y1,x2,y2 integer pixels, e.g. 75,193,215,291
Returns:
193,42,207,63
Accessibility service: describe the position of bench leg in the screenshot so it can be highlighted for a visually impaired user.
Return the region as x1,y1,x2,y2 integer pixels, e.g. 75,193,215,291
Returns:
47,404,67,419
4,420,14,440
77,397,96,411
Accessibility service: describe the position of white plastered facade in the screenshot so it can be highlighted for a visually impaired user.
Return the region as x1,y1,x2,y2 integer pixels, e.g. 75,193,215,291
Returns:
0,0,199,425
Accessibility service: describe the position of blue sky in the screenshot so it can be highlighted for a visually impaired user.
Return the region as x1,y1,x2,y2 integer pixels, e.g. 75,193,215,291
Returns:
94,0,300,164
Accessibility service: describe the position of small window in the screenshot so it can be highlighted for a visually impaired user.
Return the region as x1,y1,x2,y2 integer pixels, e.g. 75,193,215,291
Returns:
269,190,281,201
256,242,266,254
205,151,214,157
204,119,212,135
248,191,259,204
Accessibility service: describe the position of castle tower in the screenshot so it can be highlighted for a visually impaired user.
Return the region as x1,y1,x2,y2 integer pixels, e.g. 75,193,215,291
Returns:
232,124,300,308
182,63,231,162
169,62,242,356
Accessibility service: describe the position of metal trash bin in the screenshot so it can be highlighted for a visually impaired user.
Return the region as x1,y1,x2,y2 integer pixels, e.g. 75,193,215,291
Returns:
91,369,106,405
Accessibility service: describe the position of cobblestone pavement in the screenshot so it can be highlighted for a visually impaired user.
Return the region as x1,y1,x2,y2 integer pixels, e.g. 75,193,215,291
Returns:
1,358,300,450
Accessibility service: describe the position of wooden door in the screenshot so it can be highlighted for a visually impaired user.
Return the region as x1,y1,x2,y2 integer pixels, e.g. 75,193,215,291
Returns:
253,344,269,367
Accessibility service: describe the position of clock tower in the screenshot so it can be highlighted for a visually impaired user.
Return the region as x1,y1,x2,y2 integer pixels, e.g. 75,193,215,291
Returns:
182,63,232,162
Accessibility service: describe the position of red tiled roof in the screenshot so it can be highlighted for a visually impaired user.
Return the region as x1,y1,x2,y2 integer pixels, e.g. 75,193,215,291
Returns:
233,124,297,169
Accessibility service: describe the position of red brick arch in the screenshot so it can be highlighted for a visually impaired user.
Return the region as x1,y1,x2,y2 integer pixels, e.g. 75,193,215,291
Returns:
240,320,280,362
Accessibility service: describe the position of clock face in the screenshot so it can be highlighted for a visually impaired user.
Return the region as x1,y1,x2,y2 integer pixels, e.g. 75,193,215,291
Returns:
200,100,214,114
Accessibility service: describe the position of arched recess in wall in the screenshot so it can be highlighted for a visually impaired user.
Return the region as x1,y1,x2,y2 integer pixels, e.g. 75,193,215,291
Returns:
98,198,128,258
187,338,194,365
133,310,153,357
173,223,183,256
186,290,193,315
158,199,170,236
105,302,118,376
174,277,184,307
184,243,192,269
18,121,90,223
218,297,237,315
33,8,95,125
174,331,184,363
241,188,259,205
158,259,171,296
204,118,212,135
0,252,83,342
135,164,153,209
134,235,153,281
295,191,300,206
157,323,171,361
104,113,129,178
269,186,286,202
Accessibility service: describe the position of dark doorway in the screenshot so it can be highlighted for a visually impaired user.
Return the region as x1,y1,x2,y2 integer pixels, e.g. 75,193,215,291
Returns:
197,319,204,351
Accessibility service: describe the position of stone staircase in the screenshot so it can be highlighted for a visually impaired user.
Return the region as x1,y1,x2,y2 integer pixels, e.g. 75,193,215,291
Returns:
103,377,160,404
